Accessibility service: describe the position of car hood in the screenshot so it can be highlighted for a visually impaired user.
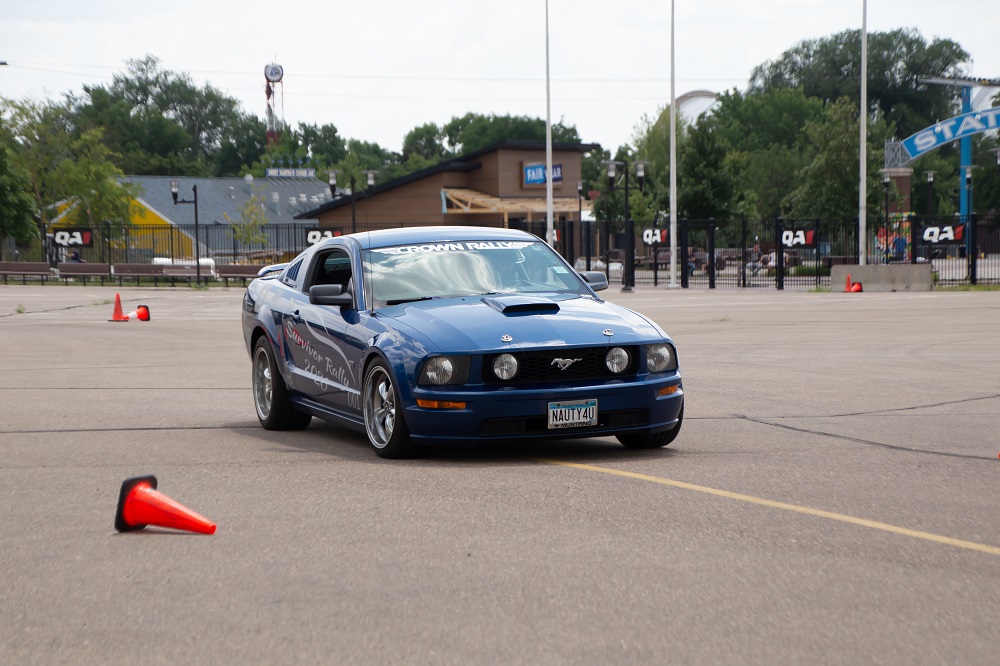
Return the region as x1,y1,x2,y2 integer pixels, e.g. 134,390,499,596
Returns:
381,295,665,352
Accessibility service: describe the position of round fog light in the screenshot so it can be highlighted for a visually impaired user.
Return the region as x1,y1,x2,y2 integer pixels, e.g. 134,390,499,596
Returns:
493,353,519,381
606,347,630,373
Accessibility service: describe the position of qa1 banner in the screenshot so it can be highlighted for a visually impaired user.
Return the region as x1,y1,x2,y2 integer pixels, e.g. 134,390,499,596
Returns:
52,229,94,247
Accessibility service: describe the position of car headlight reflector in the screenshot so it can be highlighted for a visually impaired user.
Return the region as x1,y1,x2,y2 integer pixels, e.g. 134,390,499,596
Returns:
423,356,454,385
417,356,469,386
493,353,519,381
605,347,630,374
646,344,676,372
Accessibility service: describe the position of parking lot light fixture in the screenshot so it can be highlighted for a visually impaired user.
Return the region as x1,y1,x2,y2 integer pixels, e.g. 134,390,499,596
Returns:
169,180,201,283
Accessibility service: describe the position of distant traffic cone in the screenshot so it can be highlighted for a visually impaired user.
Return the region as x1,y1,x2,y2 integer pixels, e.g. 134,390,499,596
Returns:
851,281,863,292
114,475,216,534
123,304,150,321
844,274,852,293
109,293,127,322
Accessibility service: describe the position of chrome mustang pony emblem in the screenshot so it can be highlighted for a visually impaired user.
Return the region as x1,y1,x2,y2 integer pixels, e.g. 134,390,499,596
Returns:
551,357,583,371
501,334,513,343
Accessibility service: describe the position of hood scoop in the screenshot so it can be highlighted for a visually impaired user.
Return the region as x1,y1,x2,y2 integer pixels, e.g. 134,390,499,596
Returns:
481,295,560,315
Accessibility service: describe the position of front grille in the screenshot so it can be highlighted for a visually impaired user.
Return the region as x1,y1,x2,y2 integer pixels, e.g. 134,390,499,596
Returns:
479,409,647,437
482,347,638,385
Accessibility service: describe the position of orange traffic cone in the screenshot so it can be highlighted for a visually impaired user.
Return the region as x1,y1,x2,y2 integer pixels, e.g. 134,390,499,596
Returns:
114,475,216,534
123,304,150,321
844,274,852,293
851,281,863,292
109,293,127,322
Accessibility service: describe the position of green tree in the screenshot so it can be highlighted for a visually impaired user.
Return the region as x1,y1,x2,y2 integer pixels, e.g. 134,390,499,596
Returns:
442,113,580,154
402,122,448,162
223,187,269,254
0,145,37,259
61,128,141,230
677,114,733,219
697,88,823,219
783,97,891,220
298,122,347,167
1,97,75,228
749,28,969,137
220,114,268,177
70,55,246,176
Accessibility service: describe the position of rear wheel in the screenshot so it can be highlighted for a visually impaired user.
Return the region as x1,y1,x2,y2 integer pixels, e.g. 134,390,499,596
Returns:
363,360,415,459
252,337,311,430
617,401,683,449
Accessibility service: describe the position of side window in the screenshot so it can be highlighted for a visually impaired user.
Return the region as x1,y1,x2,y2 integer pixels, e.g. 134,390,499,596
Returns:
309,249,353,291
282,259,303,287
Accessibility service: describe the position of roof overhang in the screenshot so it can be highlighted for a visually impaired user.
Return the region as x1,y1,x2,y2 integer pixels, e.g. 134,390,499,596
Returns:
442,188,592,219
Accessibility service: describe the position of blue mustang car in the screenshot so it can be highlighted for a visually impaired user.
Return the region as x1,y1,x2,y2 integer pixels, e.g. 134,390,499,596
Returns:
242,226,683,458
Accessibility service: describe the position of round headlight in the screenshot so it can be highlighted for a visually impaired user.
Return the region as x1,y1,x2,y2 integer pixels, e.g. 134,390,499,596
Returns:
424,357,454,385
493,353,519,381
646,344,674,372
605,347,630,374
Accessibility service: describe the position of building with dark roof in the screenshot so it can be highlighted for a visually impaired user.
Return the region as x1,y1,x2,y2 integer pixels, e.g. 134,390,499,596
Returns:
113,173,333,262
296,140,597,236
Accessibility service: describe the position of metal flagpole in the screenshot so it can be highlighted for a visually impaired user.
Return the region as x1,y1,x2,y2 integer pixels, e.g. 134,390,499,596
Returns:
545,0,555,247
668,0,679,287
858,0,868,265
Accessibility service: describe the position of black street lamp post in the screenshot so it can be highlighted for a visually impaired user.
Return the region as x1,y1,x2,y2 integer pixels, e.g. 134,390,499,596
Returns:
603,159,646,292
925,171,934,218
329,170,378,234
578,180,590,271
170,179,201,283
966,169,974,217
882,172,891,264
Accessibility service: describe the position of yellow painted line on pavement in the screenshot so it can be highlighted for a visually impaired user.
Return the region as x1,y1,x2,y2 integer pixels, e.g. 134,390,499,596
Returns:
536,459,1000,557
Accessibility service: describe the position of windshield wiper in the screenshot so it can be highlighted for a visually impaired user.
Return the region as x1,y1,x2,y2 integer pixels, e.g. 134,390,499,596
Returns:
385,296,439,306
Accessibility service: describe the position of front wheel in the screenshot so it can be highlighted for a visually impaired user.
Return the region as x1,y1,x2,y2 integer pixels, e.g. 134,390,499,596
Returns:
363,360,415,459
617,401,683,449
252,337,311,430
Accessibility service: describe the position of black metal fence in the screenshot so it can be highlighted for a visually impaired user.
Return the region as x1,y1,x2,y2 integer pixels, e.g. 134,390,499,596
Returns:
2,217,998,288
556,215,1000,290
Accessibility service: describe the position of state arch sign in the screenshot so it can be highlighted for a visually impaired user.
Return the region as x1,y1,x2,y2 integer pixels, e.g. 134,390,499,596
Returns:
902,107,1000,160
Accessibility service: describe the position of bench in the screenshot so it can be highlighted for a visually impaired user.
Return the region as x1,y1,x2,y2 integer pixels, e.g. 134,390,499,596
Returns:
0,261,53,284
216,264,266,286
112,263,167,286
161,264,213,285
56,263,111,285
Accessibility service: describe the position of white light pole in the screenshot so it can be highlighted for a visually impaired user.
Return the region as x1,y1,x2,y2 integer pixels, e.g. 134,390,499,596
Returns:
668,0,679,288
858,0,868,265
544,0,555,247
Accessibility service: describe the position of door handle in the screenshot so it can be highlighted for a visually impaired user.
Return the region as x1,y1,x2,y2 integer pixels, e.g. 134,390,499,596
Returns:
289,310,303,323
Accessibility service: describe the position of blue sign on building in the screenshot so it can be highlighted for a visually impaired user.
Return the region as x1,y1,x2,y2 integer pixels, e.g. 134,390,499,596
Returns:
522,162,563,188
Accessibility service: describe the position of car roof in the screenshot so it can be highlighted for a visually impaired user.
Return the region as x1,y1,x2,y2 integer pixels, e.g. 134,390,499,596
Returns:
340,226,539,250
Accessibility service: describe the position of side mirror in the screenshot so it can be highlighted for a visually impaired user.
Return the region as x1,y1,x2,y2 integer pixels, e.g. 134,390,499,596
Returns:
309,283,353,306
580,271,609,292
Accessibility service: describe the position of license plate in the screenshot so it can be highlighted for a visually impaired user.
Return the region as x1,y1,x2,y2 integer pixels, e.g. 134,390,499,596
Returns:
548,399,598,429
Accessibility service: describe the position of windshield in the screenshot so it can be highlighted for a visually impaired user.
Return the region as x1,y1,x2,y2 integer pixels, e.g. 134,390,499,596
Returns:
364,240,589,307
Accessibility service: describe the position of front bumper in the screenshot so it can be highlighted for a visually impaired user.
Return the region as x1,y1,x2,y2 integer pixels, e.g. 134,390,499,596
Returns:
405,375,683,444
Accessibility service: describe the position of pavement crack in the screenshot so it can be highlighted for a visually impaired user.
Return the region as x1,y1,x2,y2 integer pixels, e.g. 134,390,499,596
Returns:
739,415,995,461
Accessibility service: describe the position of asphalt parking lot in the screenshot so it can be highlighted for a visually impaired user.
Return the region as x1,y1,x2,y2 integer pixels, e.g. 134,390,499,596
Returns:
1,284,998,665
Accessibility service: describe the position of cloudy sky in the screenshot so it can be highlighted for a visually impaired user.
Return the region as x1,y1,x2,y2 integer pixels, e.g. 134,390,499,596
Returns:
3,0,998,153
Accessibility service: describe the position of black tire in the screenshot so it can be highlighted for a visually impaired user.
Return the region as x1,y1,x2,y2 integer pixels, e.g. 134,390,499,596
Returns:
252,336,311,430
617,400,683,449
363,360,415,459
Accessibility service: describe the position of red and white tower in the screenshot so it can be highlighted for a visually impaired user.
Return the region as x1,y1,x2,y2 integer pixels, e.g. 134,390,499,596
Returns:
264,63,284,148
